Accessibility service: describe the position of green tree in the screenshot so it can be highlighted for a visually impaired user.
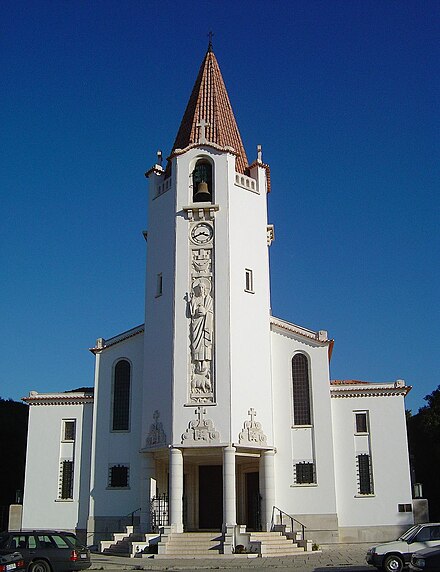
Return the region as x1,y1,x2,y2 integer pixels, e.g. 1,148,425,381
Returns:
407,385,440,520
0,398,29,529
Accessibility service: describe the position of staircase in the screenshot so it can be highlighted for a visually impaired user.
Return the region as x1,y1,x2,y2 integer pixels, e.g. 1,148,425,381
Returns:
156,532,223,557
100,526,159,557
248,531,306,557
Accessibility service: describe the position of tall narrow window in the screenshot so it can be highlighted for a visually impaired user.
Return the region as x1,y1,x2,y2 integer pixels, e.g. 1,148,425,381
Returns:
156,273,163,297
192,159,212,202
292,354,311,425
357,454,373,495
245,269,254,293
112,360,131,431
60,460,74,499
355,412,368,433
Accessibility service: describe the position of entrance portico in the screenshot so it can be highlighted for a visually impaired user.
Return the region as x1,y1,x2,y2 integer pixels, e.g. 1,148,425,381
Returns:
142,445,275,535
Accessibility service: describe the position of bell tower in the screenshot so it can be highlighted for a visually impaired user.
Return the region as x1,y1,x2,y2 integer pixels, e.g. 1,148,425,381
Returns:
141,44,275,534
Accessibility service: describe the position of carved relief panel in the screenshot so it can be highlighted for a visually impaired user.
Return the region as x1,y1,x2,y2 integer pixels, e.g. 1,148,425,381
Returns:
188,216,215,404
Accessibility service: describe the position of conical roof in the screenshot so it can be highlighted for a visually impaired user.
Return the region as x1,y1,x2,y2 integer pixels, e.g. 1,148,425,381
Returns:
171,46,248,174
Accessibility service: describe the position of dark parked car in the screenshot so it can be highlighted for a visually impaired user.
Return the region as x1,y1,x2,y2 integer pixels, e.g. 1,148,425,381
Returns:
410,545,440,570
0,532,90,572
0,549,25,572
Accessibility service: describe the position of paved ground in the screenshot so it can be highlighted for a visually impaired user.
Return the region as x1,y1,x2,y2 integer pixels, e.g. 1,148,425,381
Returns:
90,543,374,571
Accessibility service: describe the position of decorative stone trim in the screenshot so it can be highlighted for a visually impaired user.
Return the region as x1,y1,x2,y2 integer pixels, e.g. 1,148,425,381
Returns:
181,406,220,444
23,392,94,406
238,408,267,446
330,382,411,398
270,316,329,343
89,325,144,354
145,410,167,447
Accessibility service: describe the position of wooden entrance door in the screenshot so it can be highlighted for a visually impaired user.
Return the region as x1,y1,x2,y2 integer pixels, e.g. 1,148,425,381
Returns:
246,472,261,531
199,465,223,530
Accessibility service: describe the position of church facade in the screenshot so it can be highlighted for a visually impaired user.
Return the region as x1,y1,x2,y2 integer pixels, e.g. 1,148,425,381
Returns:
22,46,414,548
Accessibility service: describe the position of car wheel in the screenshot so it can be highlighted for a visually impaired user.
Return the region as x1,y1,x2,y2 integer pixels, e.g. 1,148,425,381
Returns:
29,560,51,572
383,554,404,572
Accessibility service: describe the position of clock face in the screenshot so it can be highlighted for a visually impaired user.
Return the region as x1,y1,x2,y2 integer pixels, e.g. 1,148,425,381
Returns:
191,222,213,244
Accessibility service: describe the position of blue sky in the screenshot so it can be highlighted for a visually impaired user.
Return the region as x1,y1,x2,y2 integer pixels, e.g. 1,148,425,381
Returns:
1,0,438,413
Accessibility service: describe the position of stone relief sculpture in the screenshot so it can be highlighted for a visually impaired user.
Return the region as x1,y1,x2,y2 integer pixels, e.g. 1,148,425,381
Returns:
182,406,220,444
145,410,166,447
187,221,215,404
238,408,267,446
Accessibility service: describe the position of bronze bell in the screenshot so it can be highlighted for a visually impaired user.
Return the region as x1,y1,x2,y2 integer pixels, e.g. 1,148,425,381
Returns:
194,180,211,201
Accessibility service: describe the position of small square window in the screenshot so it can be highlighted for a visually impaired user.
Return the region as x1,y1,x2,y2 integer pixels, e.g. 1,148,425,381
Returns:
398,503,413,513
109,464,129,488
63,420,75,441
295,462,315,484
245,269,254,293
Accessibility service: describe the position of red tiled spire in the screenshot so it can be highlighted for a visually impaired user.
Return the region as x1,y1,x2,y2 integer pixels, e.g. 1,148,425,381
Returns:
171,47,249,174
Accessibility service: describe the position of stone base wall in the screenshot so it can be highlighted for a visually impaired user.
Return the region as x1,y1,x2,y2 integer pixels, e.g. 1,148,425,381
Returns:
86,515,140,546
294,513,339,544
338,524,408,543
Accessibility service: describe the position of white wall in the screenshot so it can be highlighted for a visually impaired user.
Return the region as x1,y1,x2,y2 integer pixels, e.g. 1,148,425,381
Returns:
89,333,144,520
270,325,338,517
331,391,413,527
22,399,93,531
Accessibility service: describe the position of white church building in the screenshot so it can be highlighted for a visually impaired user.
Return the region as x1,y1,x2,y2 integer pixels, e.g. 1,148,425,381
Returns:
22,45,415,552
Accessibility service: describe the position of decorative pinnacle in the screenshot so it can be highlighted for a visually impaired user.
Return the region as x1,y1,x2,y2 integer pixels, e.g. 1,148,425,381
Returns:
207,31,214,52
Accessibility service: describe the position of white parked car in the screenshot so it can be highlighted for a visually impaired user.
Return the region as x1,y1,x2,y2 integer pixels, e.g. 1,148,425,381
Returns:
366,523,440,572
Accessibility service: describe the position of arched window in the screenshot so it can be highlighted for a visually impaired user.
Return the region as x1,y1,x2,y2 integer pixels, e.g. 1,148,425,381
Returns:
292,354,311,425
192,159,213,203
112,359,131,431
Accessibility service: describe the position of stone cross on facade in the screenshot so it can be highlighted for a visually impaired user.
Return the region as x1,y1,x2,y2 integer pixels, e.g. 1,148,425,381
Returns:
196,405,207,425
197,119,210,144
248,407,256,424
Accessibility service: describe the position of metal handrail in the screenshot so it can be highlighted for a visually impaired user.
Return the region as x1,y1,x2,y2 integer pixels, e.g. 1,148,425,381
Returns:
271,506,307,539
124,507,142,527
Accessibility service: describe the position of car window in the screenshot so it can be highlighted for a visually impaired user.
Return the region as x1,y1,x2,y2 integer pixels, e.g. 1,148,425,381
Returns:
415,527,431,542
429,527,440,541
9,535,36,549
50,535,70,549
64,535,84,548
400,525,420,541
37,535,56,549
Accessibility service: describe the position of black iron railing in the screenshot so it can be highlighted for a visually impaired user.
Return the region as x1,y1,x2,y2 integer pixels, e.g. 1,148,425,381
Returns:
271,506,306,539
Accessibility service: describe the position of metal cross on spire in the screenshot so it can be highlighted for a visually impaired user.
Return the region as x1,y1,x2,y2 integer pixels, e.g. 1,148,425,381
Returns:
207,31,214,52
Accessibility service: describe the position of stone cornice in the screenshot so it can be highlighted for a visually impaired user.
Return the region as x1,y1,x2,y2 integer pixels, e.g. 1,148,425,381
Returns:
89,324,144,354
22,392,94,406
330,381,411,398
270,316,330,344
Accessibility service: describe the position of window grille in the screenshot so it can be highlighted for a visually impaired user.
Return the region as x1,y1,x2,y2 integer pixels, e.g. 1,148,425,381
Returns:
112,360,131,431
60,460,74,499
109,464,129,488
295,462,315,484
357,454,373,494
292,354,311,425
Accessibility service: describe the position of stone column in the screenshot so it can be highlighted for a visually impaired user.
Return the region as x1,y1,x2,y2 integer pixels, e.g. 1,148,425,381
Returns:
169,447,184,532
260,449,275,531
223,446,237,530
139,453,155,532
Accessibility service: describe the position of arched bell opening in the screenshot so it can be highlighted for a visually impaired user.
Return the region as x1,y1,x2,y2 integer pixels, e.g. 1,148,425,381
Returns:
192,159,213,203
